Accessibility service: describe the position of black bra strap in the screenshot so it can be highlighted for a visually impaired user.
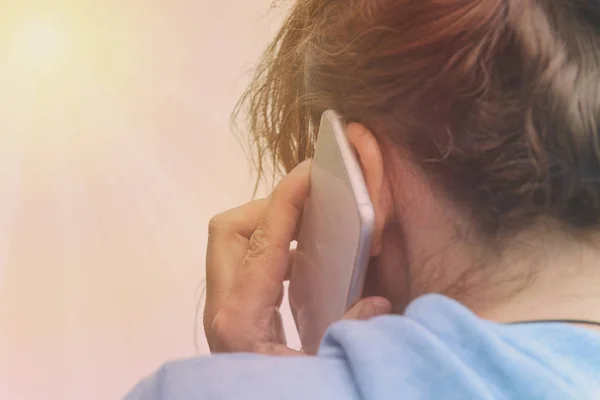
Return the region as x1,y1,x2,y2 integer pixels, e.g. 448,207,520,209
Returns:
508,319,600,328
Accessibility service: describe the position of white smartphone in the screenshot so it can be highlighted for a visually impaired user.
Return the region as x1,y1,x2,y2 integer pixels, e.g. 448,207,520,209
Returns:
288,109,375,354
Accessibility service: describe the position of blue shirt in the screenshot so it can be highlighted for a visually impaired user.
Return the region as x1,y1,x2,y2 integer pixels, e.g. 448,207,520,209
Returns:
125,294,600,399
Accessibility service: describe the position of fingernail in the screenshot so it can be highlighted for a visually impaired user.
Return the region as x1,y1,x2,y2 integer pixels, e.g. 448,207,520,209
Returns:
357,300,390,319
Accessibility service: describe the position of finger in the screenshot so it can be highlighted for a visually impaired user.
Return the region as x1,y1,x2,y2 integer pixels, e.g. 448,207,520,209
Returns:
208,198,270,241
203,233,248,342
343,297,392,320
204,198,270,339
230,160,312,314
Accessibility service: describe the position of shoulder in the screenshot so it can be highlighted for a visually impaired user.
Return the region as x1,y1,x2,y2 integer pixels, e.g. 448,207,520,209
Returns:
125,294,600,400
124,353,360,400
321,294,600,399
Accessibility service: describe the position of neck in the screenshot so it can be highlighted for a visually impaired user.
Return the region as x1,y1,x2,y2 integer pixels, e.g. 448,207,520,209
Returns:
385,158,600,329
447,226,600,329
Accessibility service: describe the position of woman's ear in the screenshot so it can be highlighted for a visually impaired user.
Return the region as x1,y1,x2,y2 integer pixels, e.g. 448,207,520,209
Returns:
346,123,393,256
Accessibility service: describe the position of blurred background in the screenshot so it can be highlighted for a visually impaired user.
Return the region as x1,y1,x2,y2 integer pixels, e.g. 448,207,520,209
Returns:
0,1,290,398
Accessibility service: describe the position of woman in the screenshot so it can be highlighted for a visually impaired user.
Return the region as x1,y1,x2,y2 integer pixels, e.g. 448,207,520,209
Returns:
127,0,600,398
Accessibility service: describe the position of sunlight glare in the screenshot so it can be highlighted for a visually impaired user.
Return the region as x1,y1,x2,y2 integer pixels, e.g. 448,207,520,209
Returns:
15,17,71,72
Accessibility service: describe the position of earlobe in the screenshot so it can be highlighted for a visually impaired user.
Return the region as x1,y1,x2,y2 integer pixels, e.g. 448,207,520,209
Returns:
346,123,392,257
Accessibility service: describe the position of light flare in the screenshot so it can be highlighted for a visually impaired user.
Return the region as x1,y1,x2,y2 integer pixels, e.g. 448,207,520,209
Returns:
11,15,72,75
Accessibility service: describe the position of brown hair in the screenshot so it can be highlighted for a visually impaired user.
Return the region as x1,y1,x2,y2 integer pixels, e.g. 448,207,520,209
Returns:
234,0,600,235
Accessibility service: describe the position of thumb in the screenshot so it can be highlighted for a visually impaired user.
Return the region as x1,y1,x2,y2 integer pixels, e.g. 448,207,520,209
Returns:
343,297,392,320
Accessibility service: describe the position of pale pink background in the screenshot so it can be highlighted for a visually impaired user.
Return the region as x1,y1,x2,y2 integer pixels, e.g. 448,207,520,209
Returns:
0,1,294,399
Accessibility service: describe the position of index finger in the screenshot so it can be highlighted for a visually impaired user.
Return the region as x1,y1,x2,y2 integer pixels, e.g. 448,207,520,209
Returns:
229,160,311,312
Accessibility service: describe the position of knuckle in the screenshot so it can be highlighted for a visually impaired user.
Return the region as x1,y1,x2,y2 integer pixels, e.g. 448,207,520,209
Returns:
247,226,270,253
208,213,231,235
246,228,281,262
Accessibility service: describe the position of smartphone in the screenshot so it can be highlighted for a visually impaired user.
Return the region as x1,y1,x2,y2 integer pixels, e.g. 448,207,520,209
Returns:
288,110,375,354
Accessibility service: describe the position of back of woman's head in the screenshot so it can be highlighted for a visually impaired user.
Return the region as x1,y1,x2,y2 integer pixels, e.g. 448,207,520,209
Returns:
237,0,600,237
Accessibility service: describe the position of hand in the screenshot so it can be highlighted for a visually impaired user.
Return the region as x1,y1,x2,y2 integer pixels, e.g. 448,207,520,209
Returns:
203,160,392,355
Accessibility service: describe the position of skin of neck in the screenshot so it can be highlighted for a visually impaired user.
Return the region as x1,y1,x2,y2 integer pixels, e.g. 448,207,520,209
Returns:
370,155,600,328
